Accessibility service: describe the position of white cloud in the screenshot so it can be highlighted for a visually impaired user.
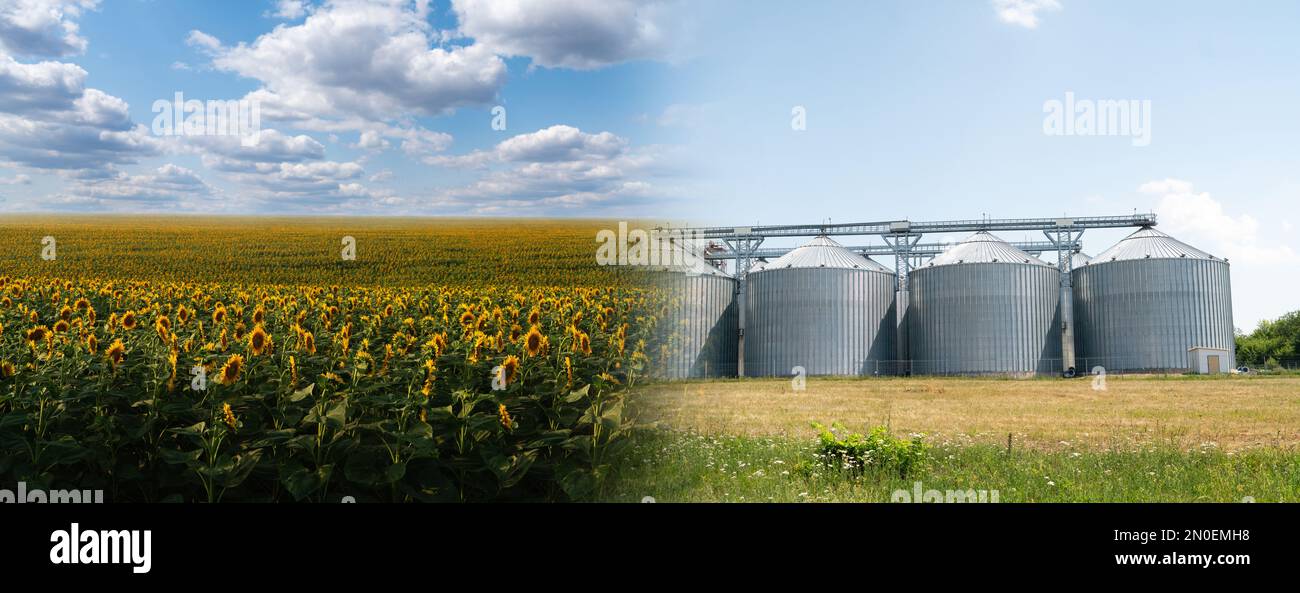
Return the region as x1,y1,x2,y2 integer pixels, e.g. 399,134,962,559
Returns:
0,0,98,58
195,128,326,167
0,173,31,185
0,53,86,112
429,124,625,167
267,0,310,20
1139,178,1299,265
353,129,389,151
992,0,1061,29
427,124,680,214
0,8,162,175
196,1,505,124
452,0,684,69
185,30,222,53
58,163,213,208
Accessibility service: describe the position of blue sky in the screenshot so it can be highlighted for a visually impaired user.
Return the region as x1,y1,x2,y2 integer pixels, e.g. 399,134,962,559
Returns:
667,0,1300,330
1,1,1296,328
0,0,696,217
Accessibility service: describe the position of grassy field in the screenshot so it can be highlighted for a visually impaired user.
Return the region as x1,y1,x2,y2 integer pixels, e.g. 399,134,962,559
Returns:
603,375,1300,502
632,375,1300,451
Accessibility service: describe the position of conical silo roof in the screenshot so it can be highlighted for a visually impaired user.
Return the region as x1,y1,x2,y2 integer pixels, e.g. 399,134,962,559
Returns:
1070,252,1092,268
1090,227,1220,263
749,258,769,272
926,231,1052,267
648,241,731,277
761,236,891,272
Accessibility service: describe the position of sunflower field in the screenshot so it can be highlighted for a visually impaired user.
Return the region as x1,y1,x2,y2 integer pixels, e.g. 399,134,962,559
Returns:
0,216,665,502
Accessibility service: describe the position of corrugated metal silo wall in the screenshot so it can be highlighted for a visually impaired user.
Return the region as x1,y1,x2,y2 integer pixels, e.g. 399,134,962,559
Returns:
659,274,738,378
1073,259,1234,372
909,263,1062,375
745,268,896,376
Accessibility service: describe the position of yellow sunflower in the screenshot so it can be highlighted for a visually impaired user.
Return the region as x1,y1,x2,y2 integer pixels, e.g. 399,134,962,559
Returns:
523,325,545,357
25,325,49,345
218,353,245,384
106,339,125,367
248,325,272,356
501,354,520,385
222,402,238,429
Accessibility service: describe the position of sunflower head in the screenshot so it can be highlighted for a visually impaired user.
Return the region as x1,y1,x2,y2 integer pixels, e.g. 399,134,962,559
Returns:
0,360,15,379
302,331,316,354
120,311,137,330
106,339,125,366
53,319,70,333
212,305,227,325
219,353,245,384
524,325,545,357
501,355,520,385
25,325,49,344
86,334,97,354
248,325,271,356
221,402,238,429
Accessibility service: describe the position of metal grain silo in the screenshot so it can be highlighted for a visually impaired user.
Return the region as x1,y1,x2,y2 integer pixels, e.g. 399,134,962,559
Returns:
1070,251,1092,269
745,236,896,376
1072,227,1234,373
657,253,739,378
909,232,1062,376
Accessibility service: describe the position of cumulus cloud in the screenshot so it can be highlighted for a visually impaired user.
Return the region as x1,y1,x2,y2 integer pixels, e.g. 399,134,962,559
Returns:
992,0,1061,29
195,1,505,123
429,124,626,167
426,125,680,214
267,0,310,20
0,0,99,58
452,0,684,69
0,54,86,112
185,29,223,53
0,24,160,174
56,163,213,208
0,111,160,171
1139,178,1299,265
195,128,326,167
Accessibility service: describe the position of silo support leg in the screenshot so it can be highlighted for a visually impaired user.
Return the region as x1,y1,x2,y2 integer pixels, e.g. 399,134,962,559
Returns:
896,289,909,375
1060,282,1076,375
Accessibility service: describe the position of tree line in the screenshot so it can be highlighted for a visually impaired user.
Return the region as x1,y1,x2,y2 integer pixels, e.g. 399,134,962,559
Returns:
1236,311,1300,369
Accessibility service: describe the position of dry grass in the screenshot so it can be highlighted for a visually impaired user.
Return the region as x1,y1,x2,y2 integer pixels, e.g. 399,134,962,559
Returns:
632,375,1300,452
